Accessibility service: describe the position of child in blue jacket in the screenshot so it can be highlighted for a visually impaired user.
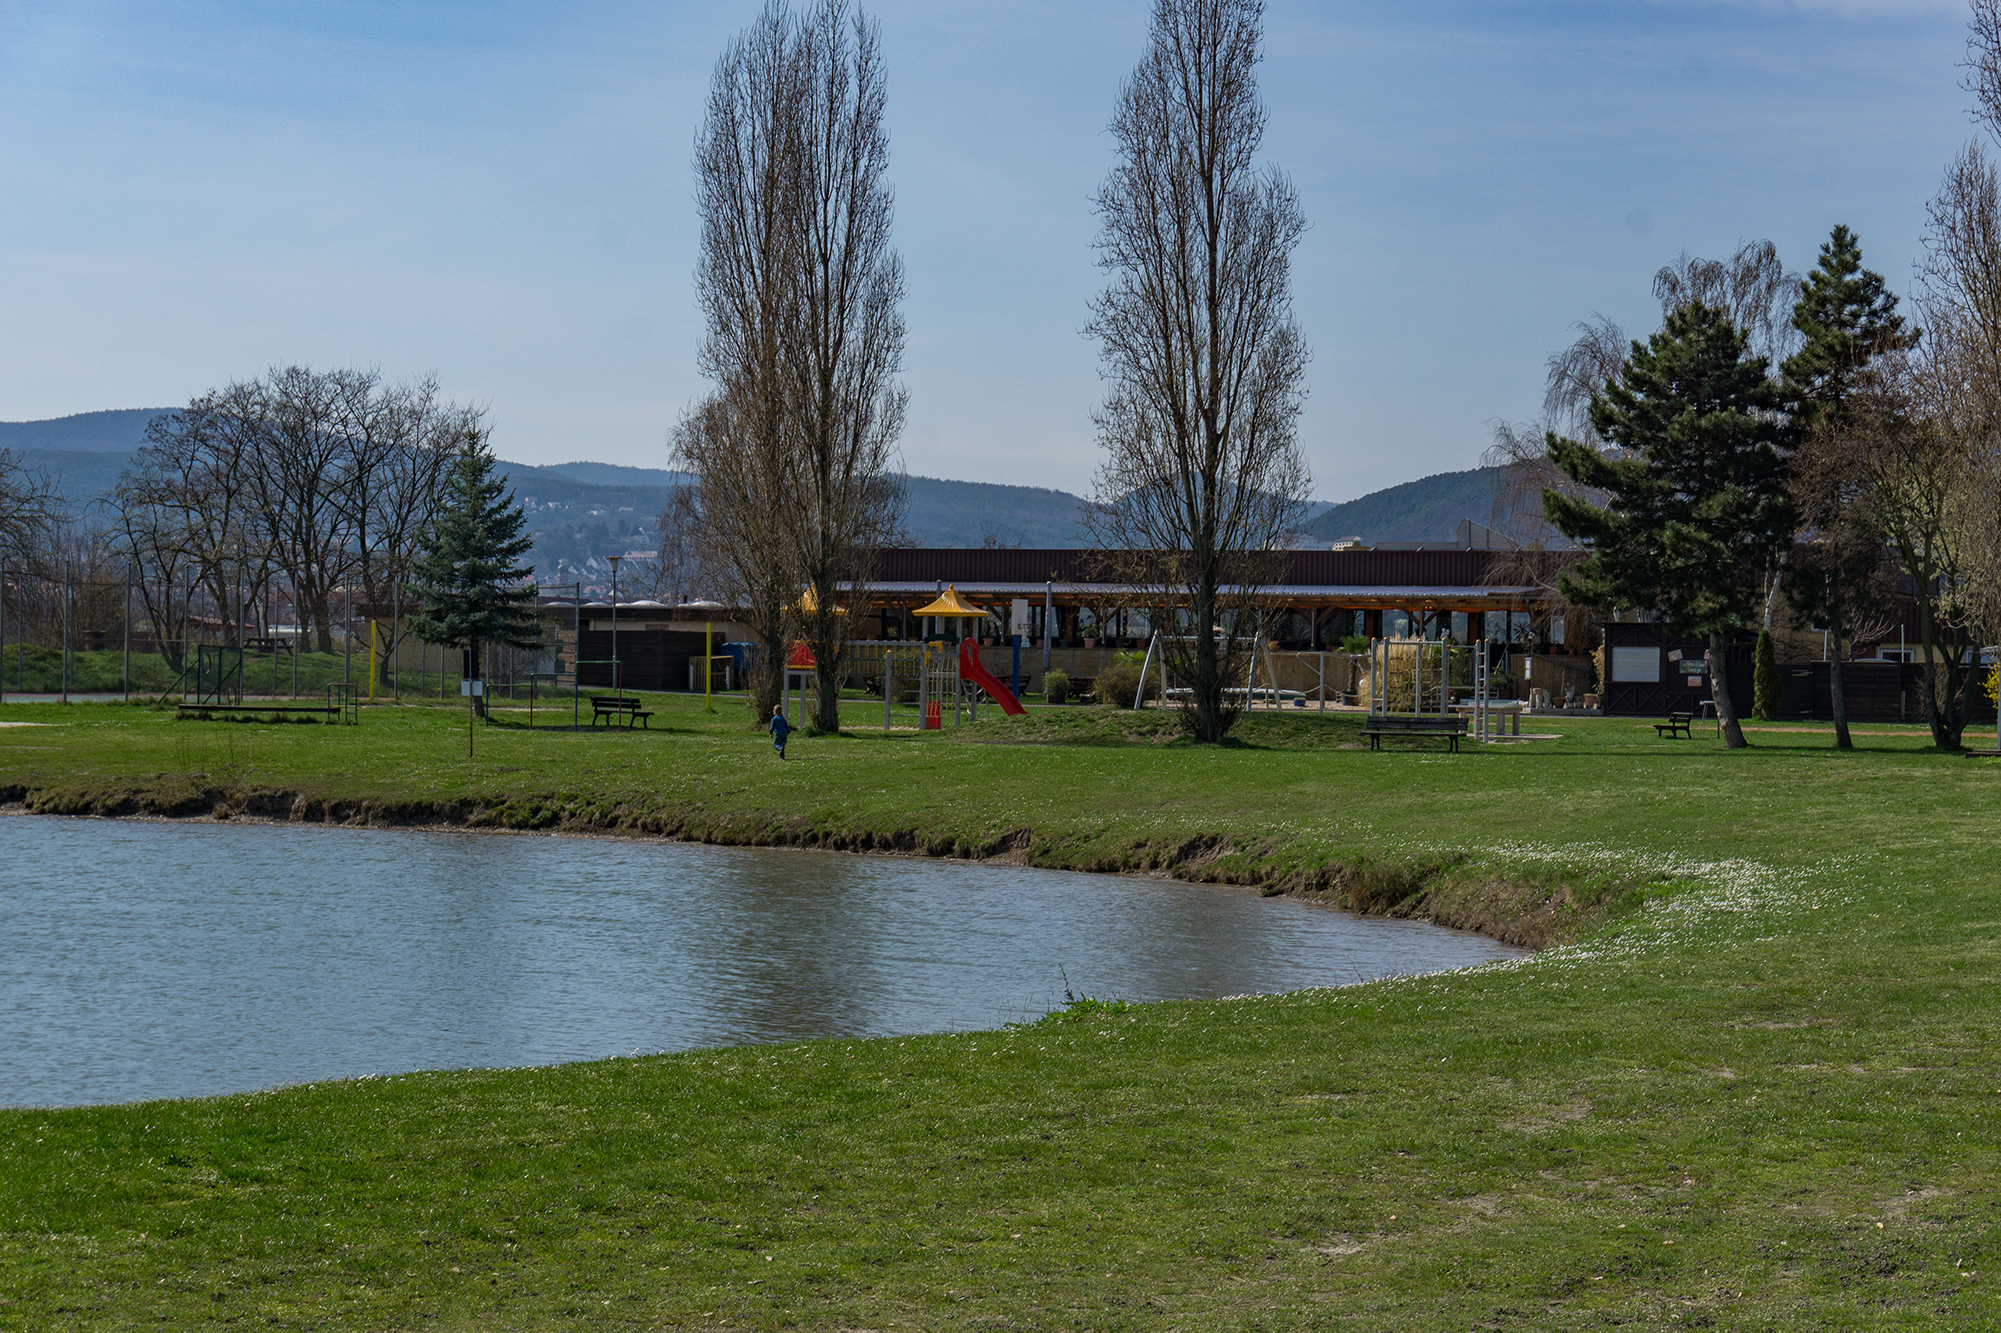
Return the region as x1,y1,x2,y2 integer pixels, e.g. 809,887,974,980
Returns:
769,705,793,758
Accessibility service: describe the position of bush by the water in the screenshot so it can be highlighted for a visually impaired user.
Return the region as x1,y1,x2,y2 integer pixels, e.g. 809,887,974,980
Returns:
1044,669,1070,704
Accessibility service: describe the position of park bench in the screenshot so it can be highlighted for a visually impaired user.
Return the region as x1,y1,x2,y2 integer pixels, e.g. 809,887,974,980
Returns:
590,695,654,729
1361,715,1468,752
1655,711,1694,739
177,701,342,722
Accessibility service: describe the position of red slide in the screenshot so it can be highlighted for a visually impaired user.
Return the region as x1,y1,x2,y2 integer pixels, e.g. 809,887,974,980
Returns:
958,640,1026,715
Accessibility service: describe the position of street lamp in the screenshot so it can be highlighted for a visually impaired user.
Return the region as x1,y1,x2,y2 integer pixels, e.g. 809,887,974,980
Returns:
607,554,623,708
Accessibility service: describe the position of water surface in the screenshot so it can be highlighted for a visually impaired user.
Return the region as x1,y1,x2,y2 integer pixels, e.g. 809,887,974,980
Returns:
0,817,1524,1106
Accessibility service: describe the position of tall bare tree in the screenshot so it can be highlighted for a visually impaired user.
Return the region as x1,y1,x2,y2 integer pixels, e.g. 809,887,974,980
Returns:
778,0,906,731
686,0,907,732
1086,0,1310,743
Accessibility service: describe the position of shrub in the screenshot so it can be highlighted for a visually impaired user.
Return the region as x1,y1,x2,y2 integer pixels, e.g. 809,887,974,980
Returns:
1094,661,1143,707
1339,634,1370,653
1044,669,1070,704
1753,629,1780,721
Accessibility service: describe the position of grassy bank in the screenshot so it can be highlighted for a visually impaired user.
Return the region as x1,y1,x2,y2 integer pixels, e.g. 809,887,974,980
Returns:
1,695,1998,1327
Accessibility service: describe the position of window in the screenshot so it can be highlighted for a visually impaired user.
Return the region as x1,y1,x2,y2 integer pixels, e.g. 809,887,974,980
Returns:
1610,645,1662,683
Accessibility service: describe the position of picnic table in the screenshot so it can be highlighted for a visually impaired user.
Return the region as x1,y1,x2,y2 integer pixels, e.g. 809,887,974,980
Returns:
1451,701,1525,736
1361,714,1468,752
590,695,654,729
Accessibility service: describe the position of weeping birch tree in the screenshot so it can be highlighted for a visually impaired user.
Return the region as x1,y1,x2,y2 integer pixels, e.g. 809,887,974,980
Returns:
1085,0,1310,744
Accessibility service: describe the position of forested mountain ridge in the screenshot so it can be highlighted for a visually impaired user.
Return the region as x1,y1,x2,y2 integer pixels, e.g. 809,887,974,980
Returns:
1302,467,1503,544
4,410,1506,557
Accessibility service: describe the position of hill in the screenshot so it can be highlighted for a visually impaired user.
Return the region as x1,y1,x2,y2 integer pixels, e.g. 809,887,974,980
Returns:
0,408,166,453
1303,466,1500,545
3,410,1500,557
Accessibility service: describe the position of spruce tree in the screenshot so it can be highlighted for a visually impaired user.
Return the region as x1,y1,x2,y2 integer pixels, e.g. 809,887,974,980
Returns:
408,430,541,743
1545,302,1792,749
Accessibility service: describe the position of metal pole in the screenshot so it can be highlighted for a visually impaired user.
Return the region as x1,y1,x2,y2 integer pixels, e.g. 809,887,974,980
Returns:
573,584,581,731
705,619,714,712
61,564,70,705
885,647,892,731
0,565,7,706
291,581,299,699
1043,580,1052,674
122,571,131,702
608,555,622,715
1134,631,1160,710
392,581,400,700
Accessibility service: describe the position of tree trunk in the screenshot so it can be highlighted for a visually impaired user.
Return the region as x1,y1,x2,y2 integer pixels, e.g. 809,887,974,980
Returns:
1828,630,1852,751
809,589,844,734
1708,633,1747,749
749,609,786,724
1190,579,1225,743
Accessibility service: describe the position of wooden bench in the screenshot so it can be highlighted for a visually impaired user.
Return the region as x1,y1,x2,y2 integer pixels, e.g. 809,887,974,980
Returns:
590,695,654,729
1655,711,1694,739
1361,715,1468,752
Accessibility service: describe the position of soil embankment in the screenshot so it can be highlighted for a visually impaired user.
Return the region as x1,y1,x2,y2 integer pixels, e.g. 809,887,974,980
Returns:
1,775,1621,949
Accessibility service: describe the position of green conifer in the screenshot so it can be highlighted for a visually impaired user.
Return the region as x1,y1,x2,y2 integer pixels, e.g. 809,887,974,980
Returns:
1544,302,1792,749
1781,225,1916,432
408,429,542,733
1753,628,1781,721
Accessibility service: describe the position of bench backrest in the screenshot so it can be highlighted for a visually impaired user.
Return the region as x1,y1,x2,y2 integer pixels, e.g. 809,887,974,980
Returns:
1367,716,1467,731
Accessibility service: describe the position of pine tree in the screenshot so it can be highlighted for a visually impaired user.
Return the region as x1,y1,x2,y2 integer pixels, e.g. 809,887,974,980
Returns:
408,430,541,738
1545,301,1792,749
1782,225,1917,431
1778,227,1916,749
1753,629,1781,721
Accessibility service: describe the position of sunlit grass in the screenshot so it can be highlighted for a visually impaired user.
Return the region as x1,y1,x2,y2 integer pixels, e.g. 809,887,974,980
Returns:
0,693,1997,1326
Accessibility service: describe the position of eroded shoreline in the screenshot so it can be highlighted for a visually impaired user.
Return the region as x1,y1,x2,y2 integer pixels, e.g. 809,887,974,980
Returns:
0,776,1631,949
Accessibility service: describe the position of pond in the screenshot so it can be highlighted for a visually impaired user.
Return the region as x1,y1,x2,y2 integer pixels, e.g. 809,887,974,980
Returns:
0,816,1526,1107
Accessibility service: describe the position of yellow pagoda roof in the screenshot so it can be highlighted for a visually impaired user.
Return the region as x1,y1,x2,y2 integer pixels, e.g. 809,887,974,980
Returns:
794,588,848,615
912,585,986,618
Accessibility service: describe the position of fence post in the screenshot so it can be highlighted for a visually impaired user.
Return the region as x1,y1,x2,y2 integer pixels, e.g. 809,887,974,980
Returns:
61,564,71,705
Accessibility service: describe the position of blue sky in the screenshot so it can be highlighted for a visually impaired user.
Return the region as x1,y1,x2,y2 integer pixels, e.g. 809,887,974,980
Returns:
0,0,1974,500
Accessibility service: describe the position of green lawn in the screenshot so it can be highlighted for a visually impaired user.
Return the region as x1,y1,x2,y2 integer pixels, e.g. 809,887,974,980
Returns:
0,695,1996,1328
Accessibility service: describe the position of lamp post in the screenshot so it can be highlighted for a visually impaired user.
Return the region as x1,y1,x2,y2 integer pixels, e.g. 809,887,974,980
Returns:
607,554,623,713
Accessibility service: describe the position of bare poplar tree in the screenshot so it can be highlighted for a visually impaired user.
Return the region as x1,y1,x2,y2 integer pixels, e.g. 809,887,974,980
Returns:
778,0,907,732
1086,0,1310,744
686,0,907,732
687,1,810,723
